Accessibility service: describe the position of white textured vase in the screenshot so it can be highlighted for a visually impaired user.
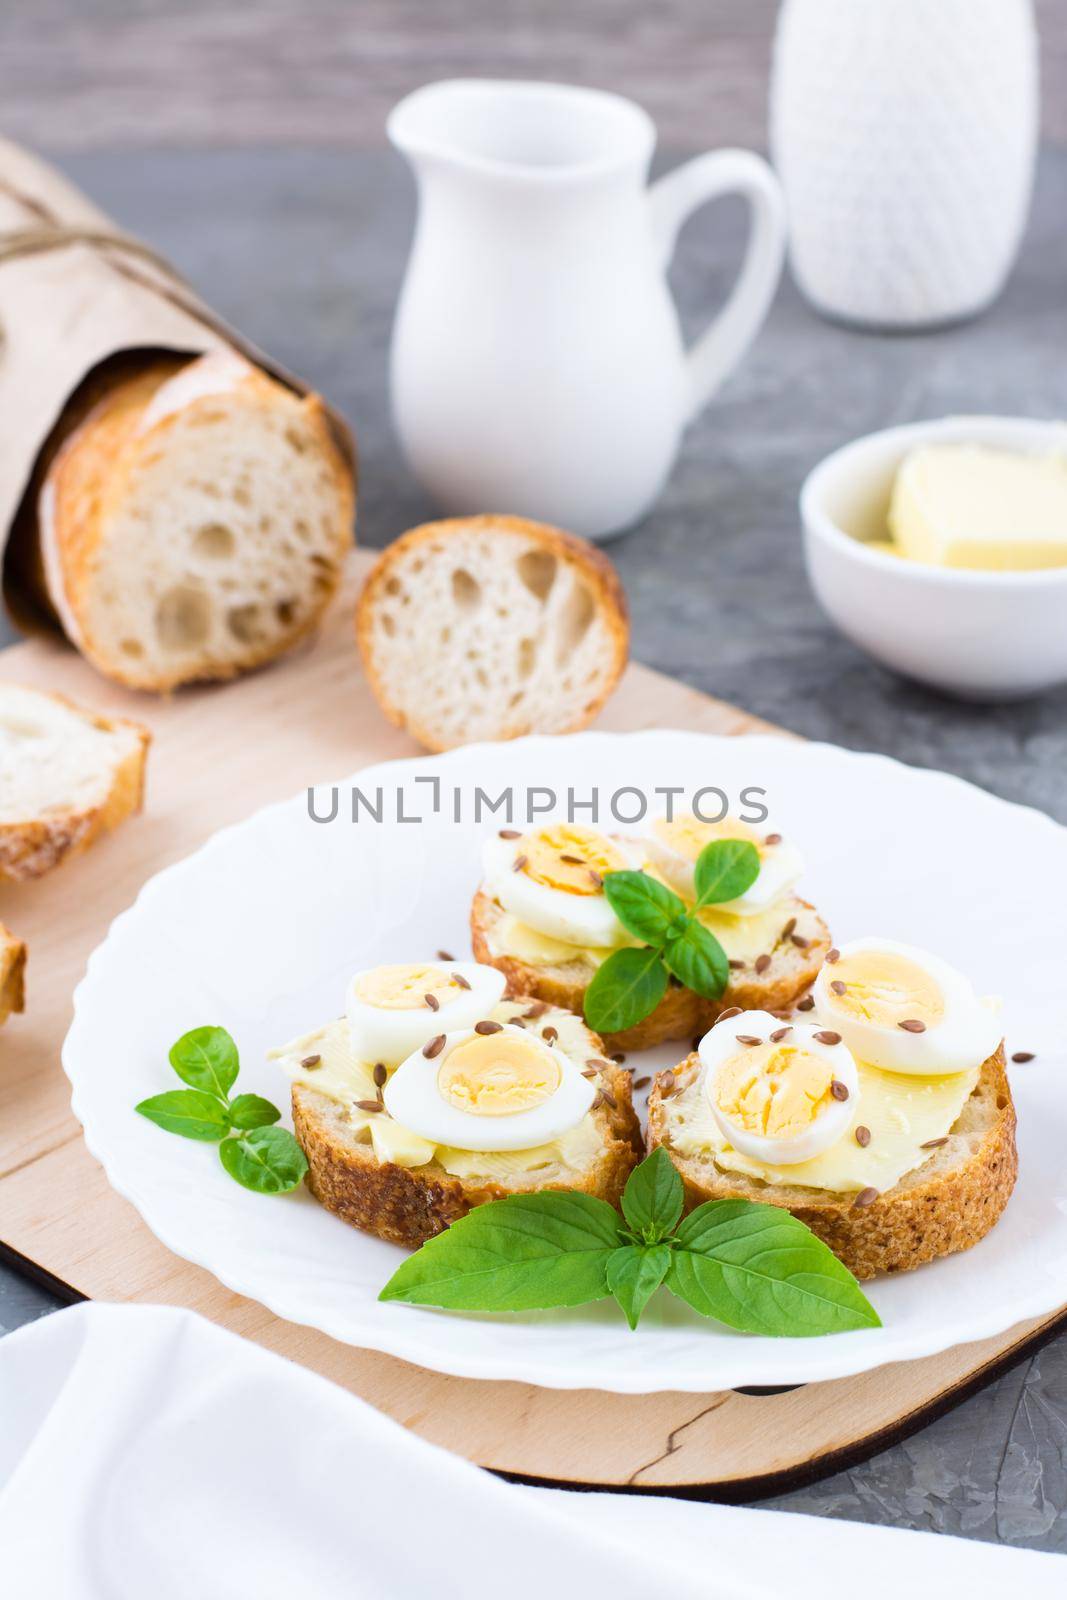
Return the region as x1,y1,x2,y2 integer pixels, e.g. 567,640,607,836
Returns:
770,0,1038,329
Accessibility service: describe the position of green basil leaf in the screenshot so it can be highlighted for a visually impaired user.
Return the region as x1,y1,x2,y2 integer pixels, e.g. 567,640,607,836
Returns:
218,1127,308,1194
693,839,762,908
168,1026,240,1100
606,1243,672,1330
621,1148,684,1242
602,870,686,947
228,1093,282,1130
662,917,730,1000
667,1200,881,1336
583,946,668,1035
135,1089,231,1142
379,1191,625,1311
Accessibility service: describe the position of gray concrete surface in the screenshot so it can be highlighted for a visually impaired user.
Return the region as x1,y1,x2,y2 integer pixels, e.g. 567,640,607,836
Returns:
2,143,1066,1553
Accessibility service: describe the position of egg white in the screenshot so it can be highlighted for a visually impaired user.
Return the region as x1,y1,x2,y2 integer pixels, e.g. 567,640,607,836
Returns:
345,962,506,1066
812,937,1001,1076
481,829,639,948
697,1009,859,1166
383,1024,596,1152
641,818,803,914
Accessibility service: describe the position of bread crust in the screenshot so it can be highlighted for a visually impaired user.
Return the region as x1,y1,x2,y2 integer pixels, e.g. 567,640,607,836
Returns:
355,514,630,751
0,688,150,882
41,356,355,692
292,1009,642,1249
470,887,831,1051
0,924,26,1024
647,1045,1017,1279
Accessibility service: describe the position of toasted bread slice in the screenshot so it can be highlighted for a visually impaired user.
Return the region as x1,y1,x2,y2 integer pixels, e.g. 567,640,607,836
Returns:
36,352,355,692
290,996,642,1249
0,924,26,1024
647,1045,1016,1278
0,684,150,881
355,514,629,751
470,887,831,1051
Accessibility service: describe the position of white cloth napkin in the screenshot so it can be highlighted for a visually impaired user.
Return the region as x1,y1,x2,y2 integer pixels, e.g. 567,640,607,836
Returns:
0,1302,1060,1599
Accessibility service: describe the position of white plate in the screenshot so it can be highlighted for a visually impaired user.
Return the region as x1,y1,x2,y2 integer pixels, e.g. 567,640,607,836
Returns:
64,731,1067,1392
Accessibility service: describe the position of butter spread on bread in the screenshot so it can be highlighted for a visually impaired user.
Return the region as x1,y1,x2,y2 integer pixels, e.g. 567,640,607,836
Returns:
271,967,641,1247
472,819,831,1050
649,938,1016,1277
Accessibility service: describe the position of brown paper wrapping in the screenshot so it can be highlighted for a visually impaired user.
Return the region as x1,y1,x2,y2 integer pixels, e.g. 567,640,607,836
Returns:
0,136,356,627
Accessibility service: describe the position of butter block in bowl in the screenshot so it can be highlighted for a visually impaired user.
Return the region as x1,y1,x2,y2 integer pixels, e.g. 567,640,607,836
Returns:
889,443,1067,572
801,415,1067,699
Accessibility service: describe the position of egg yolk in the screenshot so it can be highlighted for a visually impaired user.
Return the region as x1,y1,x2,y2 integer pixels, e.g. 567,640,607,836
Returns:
521,825,628,896
827,951,945,1029
437,1034,562,1116
353,964,458,1011
653,814,767,863
714,1045,834,1142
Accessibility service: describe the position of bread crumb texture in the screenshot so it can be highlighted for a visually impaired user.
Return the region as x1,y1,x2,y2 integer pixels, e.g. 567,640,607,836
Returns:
0,684,149,881
46,357,355,691
356,515,629,750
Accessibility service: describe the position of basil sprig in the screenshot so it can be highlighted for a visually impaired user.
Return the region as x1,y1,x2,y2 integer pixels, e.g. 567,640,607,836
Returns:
584,838,761,1034
136,1026,308,1195
380,1149,880,1336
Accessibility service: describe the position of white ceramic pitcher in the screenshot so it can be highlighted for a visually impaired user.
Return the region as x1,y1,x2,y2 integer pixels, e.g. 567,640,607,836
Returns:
388,80,786,541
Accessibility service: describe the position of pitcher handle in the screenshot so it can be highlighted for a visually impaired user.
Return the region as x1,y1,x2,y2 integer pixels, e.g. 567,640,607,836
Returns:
649,149,786,425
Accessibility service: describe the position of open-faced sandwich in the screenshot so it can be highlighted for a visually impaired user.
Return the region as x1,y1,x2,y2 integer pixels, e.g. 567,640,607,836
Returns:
647,937,1017,1278
270,959,642,1247
471,815,831,1050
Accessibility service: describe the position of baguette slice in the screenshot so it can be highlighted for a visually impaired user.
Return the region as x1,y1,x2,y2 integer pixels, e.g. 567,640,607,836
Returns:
0,924,26,1024
0,683,150,881
38,351,355,691
356,515,629,751
647,1045,1017,1279
470,887,831,1052
290,996,642,1250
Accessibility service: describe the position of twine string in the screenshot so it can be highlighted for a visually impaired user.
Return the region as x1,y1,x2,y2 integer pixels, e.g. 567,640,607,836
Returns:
0,224,193,349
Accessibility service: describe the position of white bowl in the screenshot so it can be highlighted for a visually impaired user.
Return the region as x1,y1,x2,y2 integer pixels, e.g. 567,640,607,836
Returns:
801,415,1067,699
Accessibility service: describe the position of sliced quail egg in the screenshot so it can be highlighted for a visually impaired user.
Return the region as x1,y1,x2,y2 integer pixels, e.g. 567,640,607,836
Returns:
642,814,803,912
698,1009,859,1165
345,961,505,1066
812,937,1001,1076
482,824,641,947
383,1022,595,1152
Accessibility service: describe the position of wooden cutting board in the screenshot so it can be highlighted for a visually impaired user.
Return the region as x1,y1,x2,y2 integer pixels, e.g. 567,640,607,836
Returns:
1,549,1063,1496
